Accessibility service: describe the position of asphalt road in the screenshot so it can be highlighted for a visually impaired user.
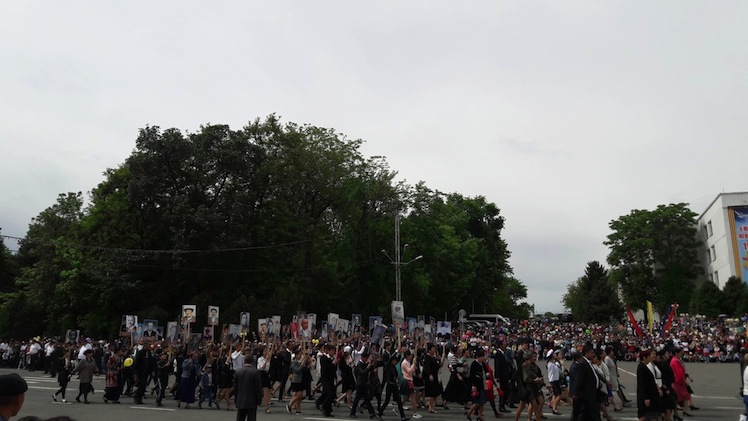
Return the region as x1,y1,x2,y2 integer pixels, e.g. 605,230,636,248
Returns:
6,360,744,421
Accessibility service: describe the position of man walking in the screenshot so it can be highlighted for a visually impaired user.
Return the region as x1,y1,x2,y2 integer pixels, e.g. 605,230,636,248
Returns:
350,352,380,419
319,344,337,417
571,344,602,421
132,342,152,404
493,340,512,413
234,352,263,421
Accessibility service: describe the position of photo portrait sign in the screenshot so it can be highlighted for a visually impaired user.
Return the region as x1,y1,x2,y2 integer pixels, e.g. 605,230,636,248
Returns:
208,306,220,326
182,305,196,323
391,301,405,324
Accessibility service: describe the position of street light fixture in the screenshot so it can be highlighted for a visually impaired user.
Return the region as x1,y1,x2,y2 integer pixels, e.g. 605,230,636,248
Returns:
381,214,423,302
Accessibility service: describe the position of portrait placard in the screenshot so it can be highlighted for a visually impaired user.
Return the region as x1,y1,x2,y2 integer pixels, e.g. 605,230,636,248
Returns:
208,306,219,326
182,305,196,323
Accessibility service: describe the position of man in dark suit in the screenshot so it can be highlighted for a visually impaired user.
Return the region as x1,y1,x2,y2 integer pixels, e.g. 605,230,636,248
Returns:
132,342,152,404
319,344,337,417
234,353,263,421
493,340,512,413
571,345,601,421
279,341,292,401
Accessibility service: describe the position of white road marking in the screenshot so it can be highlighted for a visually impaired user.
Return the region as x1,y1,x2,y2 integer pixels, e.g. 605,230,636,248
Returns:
129,406,176,411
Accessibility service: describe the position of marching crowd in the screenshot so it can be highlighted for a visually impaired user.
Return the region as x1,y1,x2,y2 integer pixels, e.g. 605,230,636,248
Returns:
0,313,745,421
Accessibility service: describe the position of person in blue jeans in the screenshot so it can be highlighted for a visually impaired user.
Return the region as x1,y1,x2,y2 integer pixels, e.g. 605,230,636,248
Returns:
198,364,214,409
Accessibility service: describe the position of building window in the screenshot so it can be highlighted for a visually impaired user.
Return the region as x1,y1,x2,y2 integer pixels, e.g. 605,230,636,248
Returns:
708,221,713,237
714,271,720,286
711,245,716,261
709,273,714,283
707,250,712,263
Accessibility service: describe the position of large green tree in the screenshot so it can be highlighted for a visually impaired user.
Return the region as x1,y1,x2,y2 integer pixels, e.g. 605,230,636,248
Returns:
402,184,528,319
720,276,746,316
605,203,702,311
690,279,724,318
562,261,623,322
2,116,525,338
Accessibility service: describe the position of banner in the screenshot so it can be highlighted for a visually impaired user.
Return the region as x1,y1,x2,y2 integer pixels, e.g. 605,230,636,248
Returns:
646,301,654,334
626,305,644,337
730,207,748,282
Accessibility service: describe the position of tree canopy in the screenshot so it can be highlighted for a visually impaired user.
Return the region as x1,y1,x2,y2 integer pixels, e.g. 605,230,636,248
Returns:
562,261,623,323
0,116,528,338
605,203,702,311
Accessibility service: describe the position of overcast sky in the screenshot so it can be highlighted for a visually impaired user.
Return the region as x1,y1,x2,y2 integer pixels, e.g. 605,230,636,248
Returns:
1,2,746,313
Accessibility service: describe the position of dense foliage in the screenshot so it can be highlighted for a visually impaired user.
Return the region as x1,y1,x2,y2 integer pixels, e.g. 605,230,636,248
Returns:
605,203,702,311
562,261,623,323
0,116,528,338
690,276,748,317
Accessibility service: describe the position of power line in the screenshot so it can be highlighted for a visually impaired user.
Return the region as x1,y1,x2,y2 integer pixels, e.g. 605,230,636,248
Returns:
0,233,337,255
129,257,385,273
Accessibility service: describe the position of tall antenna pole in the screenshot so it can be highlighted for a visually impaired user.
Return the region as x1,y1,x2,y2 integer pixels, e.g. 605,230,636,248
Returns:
395,211,401,302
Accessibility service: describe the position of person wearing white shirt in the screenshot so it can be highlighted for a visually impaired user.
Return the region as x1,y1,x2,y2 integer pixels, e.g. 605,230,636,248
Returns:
43,341,55,375
350,343,367,367
257,346,273,413
546,350,562,415
27,341,42,371
231,345,245,371
77,342,92,361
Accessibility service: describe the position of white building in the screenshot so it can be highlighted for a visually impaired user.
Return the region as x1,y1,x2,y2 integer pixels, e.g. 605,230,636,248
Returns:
696,192,748,288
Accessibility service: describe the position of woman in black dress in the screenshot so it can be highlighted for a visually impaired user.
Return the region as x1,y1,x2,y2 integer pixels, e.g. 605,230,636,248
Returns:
215,348,233,410
336,351,355,408
443,347,468,407
467,349,487,421
636,349,661,421
423,344,444,413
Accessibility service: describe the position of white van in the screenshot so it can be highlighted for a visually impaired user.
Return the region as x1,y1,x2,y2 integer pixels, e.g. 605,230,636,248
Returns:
467,313,510,325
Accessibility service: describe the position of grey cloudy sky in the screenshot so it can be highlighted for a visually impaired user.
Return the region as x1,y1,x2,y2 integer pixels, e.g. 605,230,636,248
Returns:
1,2,746,313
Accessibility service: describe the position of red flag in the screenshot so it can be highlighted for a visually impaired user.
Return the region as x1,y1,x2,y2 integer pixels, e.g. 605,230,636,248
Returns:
663,303,677,335
626,305,645,337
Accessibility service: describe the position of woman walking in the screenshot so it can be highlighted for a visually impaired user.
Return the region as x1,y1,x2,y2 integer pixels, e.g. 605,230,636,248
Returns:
103,347,123,403
52,348,71,403
424,344,444,414
176,352,198,409
288,349,306,414
74,349,98,404
401,350,422,419
215,347,234,410
670,347,694,416
443,347,467,409
336,351,355,409
466,349,487,421
520,351,543,421
257,345,273,413
636,350,661,421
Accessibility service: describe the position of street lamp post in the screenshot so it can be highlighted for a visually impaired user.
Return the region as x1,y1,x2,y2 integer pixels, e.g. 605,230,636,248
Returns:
382,212,422,347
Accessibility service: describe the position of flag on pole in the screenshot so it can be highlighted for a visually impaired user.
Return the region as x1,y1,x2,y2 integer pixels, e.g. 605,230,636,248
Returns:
626,305,644,337
646,301,654,334
662,303,677,336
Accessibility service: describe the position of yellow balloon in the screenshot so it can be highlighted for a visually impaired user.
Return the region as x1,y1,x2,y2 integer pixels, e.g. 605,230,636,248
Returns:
124,357,134,367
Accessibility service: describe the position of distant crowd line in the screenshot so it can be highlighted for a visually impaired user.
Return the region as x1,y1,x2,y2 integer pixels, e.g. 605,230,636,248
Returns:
0,313,745,421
